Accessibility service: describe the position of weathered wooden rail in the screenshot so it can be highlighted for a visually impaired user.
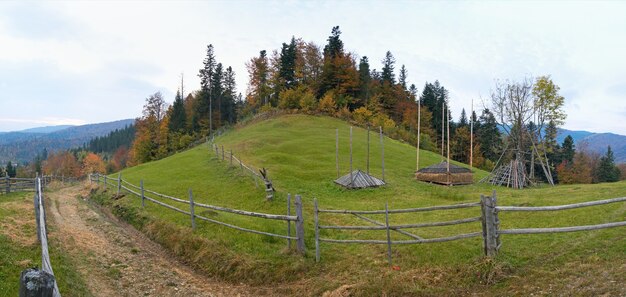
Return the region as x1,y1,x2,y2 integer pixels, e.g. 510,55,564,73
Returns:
209,142,275,200
90,173,306,254
18,177,61,296
314,191,626,263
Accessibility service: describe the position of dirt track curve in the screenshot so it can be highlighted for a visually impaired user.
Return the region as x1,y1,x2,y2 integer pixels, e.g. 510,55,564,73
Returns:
47,184,254,297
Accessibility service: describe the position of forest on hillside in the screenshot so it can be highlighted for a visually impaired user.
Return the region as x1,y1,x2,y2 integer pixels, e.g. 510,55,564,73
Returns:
10,26,621,185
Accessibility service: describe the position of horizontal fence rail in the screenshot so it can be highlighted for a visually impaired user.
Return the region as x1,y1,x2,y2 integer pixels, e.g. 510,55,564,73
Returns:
90,173,305,254
496,196,626,212
314,199,483,264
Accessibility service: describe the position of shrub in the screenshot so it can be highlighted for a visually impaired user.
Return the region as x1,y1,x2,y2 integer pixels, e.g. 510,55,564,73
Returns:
318,91,337,113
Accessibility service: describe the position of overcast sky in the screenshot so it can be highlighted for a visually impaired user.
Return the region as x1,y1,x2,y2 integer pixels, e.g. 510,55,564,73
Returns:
1,1,625,134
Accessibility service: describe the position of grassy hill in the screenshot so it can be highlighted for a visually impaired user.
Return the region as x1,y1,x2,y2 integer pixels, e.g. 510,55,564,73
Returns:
106,114,626,295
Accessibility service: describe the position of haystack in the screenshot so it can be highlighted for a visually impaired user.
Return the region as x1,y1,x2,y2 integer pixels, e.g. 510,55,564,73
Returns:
335,169,386,189
415,161,473,186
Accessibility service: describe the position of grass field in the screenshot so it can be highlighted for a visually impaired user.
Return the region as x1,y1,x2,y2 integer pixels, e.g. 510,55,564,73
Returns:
105,114,626,295
0,191,90,297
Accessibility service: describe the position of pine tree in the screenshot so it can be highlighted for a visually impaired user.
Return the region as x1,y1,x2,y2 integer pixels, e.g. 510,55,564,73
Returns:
561,135,575,164
198,44,216,92
381,51,396,85
358,56,371,106
596,146,620,182
279,37,297,90
169,90,187,133
6,161,15,177
223,66,237,124
478,108,502,161
398,65,408,91
323,26,344,59
210,63,224,128
458,108,468,128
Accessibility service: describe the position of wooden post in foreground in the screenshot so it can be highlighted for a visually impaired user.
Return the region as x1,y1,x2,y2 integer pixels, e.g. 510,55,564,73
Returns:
140,180,145,208
19,268,56,297
104,175,107,190
481,191,499,257
417,99,421,171
367,126,370,175
230,150,233,166
385,202,392,265
5,174,9,194
117,173,122,196
314,198,320,262
294,195,306,254
287,194,292,249
189,188,196,230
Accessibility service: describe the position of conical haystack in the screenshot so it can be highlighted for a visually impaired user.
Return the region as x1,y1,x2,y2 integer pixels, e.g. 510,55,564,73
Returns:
335,169,386,189
415,161,473,186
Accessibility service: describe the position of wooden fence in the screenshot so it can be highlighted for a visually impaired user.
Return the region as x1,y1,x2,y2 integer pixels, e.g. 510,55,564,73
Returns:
209,142,275,200
18,177,61,296
314,191,626,263
90,173,305,254
1,175,83,195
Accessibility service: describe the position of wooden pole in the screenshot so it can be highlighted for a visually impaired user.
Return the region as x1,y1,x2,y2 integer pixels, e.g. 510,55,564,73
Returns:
140,180,145,208
117,173,121,196
104,175,107,190
336,129,339,179
417,99,421,171
287,194,292,249
385,202,392,265
350,126,353,188
189,188,196,230
447,106,450,174
295,195,306,254
221,145,225,161
367,126,370,175
470,98,473,171
314,198,320,262
380,126,385,182
19,268,56,297
441,102,445,158
230,150,233,166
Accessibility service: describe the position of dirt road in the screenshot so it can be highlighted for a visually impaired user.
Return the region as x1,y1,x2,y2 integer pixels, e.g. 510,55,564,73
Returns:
47,184,253,297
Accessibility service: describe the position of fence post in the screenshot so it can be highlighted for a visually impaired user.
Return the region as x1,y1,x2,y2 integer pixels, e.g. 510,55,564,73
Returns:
140,180,145,208
230,150,233,166
385,202,392,265
240,158,243,172
481,192,499,257
314,198,320,262
295,194,306,254
221,145,225,161
492,190,501,250
104,175,107,190
117,173,122,196
19,268,56,297
189,188,196,230
5,174,9,194
214,145,219,158
287,194,292,249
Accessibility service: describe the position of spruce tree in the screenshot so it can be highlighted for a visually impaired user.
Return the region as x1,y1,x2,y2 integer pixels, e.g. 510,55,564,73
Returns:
169,90,187,133
561,135,575,164
597,146,620,182
381,51,395,85
478,109,502,161
399,65,408,91
358,56,371,106
279,37,297,89
459,108,468,128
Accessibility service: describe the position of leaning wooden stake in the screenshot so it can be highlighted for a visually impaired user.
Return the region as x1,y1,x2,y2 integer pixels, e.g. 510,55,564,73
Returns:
189,188,196,230
314,198,320,262
295,195,306,254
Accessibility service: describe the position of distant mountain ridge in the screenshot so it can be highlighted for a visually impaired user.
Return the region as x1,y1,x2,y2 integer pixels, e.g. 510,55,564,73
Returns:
0,119,134,164
557,129,626,163
13,125,76,134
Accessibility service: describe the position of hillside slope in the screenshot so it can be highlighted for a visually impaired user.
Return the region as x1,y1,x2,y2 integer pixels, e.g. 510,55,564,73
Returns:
111,114,625,296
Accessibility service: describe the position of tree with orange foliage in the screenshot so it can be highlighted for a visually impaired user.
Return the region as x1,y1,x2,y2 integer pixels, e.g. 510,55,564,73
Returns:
82,153,106,175
43,151,81,178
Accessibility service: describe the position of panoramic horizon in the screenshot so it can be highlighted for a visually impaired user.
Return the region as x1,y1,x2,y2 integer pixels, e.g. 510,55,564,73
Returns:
1,1,626,134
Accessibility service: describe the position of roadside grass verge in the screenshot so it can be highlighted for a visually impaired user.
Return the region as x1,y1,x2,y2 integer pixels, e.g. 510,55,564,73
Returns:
0,192,91,297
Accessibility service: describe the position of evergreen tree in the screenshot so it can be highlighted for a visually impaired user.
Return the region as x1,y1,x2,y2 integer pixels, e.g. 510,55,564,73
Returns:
409,84,418,101
358,56,371,106
198,44,216,92
458,108,468,128
222,66,237,124
279,37,297,89
398,64,408,91
596,146,620,182
6,161,16,178
169,90,187,133
210,63,224,127
478,108,502,161
381,51,396,85
323,26,344,59
561,135,575,164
